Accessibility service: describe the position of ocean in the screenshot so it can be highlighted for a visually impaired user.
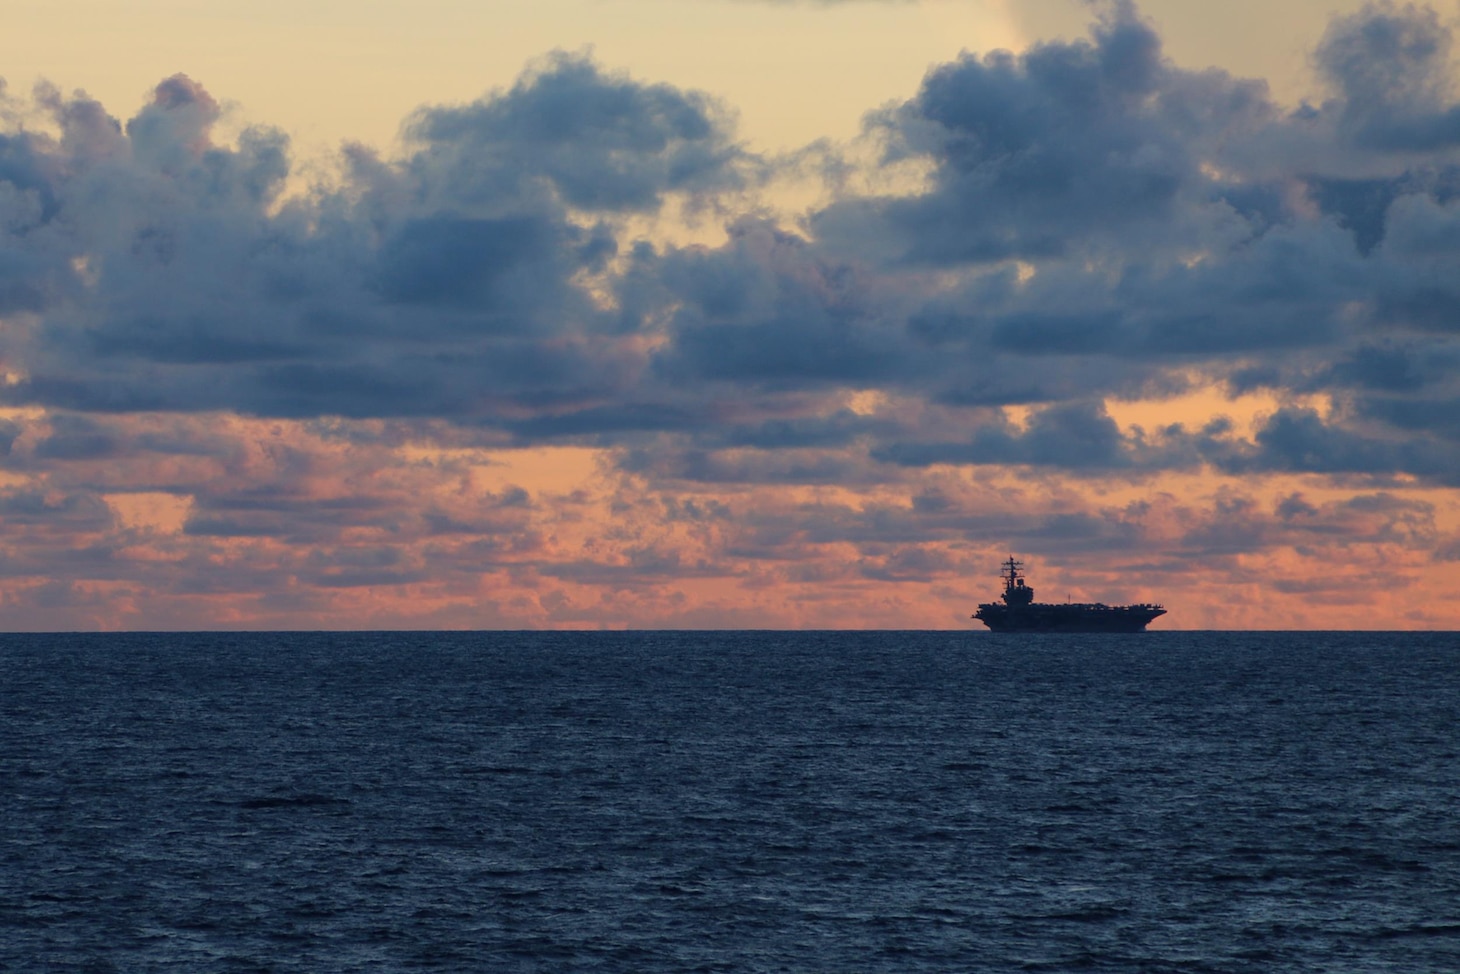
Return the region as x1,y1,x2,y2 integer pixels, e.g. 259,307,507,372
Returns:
3,630,1458,972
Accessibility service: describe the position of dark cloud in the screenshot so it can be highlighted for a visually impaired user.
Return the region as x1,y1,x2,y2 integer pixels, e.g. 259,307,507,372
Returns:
1316,1,1460,151
875,401,1135,470
649,221,910,389
1212,406,1460,484
1358,394,1460,440
0,57,752,423
0,3,1459,490
404,52,746,212
1320,339,1460,392
32,414,120,460
1305,168,1460,254
619,441,886,487
375,216,561,310
0,487,112,528
810,3,1274,265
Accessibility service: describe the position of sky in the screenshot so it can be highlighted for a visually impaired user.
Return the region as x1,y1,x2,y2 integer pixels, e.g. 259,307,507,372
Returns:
2,0,1460,630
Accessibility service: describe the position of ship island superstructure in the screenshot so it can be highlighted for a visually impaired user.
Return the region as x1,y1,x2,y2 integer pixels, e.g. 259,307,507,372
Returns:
973,557,1165,633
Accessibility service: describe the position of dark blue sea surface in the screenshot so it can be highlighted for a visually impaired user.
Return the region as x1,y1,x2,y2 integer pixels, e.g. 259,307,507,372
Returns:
3,631,1459,972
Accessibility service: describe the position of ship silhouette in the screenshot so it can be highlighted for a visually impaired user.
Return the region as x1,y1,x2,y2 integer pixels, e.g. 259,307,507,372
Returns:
973,557,1165,633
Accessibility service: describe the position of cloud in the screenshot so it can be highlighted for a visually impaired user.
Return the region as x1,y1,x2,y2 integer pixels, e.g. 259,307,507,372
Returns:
874,400,1137,470
810,2,1275,265
3,3,1460,626
1200,405,1460,485
5,7,1460,479
403,52,747,213
0,56,751,424
1315,1,1460,151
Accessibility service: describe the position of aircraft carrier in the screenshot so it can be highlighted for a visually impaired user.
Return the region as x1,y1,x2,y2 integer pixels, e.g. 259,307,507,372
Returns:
973,557,1165,633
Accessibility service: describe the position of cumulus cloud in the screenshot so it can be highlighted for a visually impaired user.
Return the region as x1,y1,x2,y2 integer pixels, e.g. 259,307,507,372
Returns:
1316,1,1460,151
811,4,1277,265
0,56,749,423
3,7,1459,481
403,52,747,213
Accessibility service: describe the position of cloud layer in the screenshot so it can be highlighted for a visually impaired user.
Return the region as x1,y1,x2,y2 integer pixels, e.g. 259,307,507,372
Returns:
2,2,1460,627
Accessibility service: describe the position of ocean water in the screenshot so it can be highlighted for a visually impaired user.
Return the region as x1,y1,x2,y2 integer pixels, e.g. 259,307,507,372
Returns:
2,631,1459,972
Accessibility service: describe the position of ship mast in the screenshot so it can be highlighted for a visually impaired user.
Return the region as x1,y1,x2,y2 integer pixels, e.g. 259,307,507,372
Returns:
1000,556,1034,605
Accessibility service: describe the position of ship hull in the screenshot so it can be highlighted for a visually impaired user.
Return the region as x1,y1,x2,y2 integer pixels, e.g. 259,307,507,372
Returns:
974,602,1165,633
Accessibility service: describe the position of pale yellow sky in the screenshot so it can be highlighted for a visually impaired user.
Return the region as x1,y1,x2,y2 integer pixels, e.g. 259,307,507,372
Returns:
5,0,1377,160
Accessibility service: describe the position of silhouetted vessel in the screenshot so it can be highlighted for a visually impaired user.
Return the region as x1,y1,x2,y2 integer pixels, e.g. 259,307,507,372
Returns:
973,557,1165,633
